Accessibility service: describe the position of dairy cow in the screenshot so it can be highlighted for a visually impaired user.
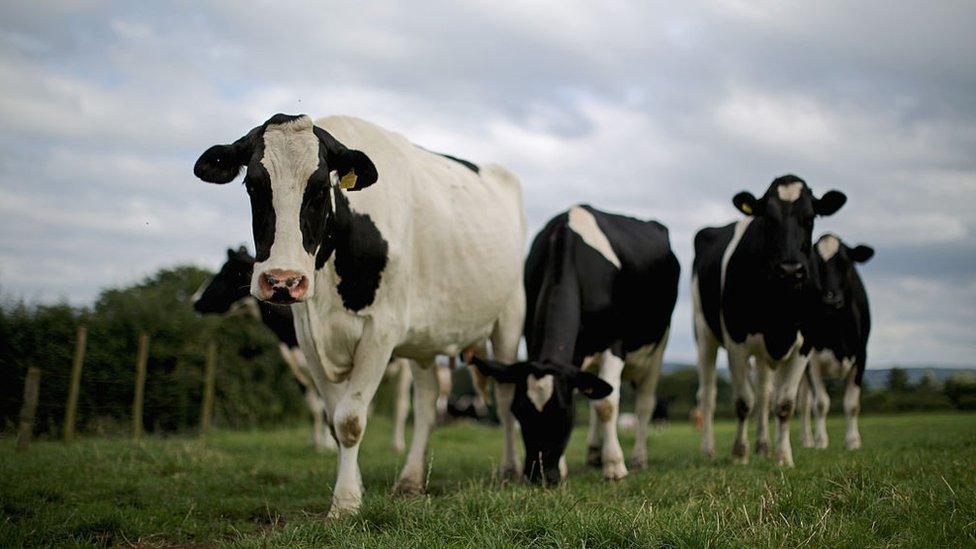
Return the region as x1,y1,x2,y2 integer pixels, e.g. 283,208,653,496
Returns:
474,205,679,484
796,234,873,450
194,114,525,517
693,175,846,466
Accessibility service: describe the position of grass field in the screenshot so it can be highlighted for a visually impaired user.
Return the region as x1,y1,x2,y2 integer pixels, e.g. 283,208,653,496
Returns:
2,413,975,547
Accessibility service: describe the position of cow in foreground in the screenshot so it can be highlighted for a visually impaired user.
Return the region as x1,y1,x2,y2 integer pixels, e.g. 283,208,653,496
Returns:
797,234,874,450
693,175,846,466
475,205,679,484
194,114,525,517
192,246,336,452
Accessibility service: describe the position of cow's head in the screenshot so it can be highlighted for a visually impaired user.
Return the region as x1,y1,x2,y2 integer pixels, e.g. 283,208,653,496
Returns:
471,356,611,485
194,114,377,304
732,175,846,291
192,246,254,314
811,234,873,311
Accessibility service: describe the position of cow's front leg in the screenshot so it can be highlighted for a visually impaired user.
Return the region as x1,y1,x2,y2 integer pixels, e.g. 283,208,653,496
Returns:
630,332,666,470
585,402,603,467
772,352,808,467
754,360,773,457
726,344,754,464
843,368,862,450
491,288,526,480
596,349,627,480
394,359,439,495
327,337,396,519
797,379,813,448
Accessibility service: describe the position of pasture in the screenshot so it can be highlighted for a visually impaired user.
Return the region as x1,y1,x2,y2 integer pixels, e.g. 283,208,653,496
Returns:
2,413,974,547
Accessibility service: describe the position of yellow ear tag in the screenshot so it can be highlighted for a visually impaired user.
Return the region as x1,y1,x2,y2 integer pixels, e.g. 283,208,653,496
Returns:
741,203,752,215
339,170,357,189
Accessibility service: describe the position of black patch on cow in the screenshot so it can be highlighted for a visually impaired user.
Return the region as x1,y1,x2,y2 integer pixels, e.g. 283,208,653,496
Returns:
487,204,680,484
321,190,389,312
804,234,873,386
414,145,480,173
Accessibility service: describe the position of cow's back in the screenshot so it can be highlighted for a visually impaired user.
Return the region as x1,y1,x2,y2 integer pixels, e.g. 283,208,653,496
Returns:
315,116,525,354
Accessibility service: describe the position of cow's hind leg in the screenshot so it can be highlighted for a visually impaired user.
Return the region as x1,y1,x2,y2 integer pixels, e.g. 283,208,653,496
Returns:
306,388,336,453
394,359,439,495
808,357,831,449
630,330,667,470
797,376,813,448
391,359,412,453
491,286,526,480
693,277,720,458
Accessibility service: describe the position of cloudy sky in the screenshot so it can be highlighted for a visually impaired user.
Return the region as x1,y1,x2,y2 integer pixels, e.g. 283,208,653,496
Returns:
1,1,974,367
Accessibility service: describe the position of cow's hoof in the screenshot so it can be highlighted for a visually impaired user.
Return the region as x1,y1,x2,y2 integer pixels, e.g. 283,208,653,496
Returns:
586,446,603,468
629,455,647,471
731,441,749,464
393,476,425,497
603,460,628,481
800,437,813,448
814,437,829,450
755,440,770,457
499,464,521,482
845,437,862,450
775,453,795,468
326,497,361,520
700,444,715,459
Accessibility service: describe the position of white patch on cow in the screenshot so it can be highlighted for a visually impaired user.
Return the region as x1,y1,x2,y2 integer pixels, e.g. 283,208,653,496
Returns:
251,115,321,297
816,234,840,260
527,373,554,411
567,205,621,269
776,181,804,202
190,276,211,304
719,217,753,293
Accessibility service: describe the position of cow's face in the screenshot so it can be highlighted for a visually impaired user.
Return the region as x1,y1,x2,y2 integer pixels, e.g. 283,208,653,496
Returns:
193,246,254,314
472,357,611,485
732,175,846,291
811,234,873,311
194,114,377,304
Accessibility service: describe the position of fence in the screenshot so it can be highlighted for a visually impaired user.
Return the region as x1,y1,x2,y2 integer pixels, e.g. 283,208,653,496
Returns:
12,325,219,450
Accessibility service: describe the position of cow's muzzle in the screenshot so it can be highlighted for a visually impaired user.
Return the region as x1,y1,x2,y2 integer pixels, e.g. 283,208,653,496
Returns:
257,269,309,303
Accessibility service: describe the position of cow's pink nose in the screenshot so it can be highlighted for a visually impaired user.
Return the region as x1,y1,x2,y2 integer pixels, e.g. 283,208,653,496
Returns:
258,269,308,303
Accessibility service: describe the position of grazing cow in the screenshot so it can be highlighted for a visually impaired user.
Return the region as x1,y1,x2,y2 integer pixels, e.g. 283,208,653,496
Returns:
474,205,679,484
693,175,846,466
796,234,874,450
194,114,525,517
192,246,337,452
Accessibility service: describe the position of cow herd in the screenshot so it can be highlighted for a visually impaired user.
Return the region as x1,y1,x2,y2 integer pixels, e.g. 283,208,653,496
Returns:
192,114,873,518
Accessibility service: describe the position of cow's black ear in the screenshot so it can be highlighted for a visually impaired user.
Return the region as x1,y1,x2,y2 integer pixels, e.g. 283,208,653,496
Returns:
314,126,378,191
815,190,847,216
732,192,758,216
848,244,874,263
470,356,526,384
572,372,613,400
227,248,237,258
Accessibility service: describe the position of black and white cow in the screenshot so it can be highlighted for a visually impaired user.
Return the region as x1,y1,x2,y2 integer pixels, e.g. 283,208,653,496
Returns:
194,114,525,517
693,175,846,466
796,233,874,450
192,246,337,452
474,205,679,485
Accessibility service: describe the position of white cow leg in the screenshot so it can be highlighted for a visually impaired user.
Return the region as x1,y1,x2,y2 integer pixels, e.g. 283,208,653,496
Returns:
596,350,627,480
696,331,720,459
394,359,439,495
727,345,755,464
436,363,452,422
392,359,412,453
630,333,666,470
843,370,863,450
772,352,807,467
797,379,813,448
754,360,773,457
491,287,526,480
808,358,831,449
327,339,395,519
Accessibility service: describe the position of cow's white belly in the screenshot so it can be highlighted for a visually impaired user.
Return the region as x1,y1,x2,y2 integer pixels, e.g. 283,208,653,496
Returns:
735,332,804,367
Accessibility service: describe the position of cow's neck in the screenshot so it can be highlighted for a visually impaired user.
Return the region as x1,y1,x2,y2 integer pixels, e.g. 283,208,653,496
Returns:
529,234,582,366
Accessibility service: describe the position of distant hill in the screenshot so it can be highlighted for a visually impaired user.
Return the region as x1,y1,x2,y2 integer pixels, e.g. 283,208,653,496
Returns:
662,363,976,390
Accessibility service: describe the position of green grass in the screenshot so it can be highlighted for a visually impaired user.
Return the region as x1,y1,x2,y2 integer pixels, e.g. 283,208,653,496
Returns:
2,413,974,547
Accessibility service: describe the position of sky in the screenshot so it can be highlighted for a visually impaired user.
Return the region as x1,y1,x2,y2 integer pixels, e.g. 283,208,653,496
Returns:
0,1,974,367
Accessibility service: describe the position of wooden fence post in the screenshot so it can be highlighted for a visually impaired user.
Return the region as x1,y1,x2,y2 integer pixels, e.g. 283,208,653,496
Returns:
17,367,41,451
132,332,149,440
200,341,217,433
63,325,87,442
